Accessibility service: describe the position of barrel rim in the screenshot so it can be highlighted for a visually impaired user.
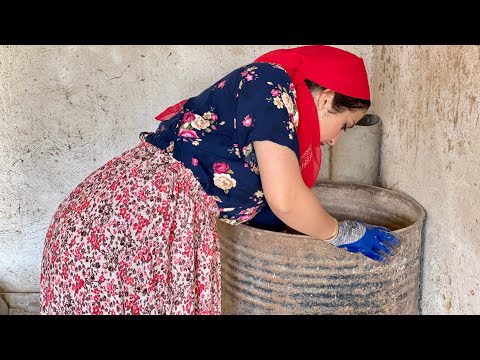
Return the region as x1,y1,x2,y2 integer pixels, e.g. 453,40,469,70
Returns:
357,113,381,127
224,180,426,240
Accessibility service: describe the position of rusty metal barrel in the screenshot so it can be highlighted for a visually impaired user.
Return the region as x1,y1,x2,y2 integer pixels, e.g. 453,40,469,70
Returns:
218,180,426,315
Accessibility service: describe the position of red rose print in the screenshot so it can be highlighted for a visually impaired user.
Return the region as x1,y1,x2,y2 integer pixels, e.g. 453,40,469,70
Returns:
182,112,196,123
213,162,230,174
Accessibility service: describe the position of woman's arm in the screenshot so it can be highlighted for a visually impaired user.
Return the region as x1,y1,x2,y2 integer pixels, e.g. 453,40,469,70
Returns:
253,140,337,241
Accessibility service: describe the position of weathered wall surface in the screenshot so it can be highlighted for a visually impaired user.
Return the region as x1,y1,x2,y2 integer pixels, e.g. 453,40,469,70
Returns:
372,45,480,314
0,45,371,307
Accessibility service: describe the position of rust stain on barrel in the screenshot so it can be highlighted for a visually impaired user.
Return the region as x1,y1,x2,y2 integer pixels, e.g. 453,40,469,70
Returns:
218,181,425,315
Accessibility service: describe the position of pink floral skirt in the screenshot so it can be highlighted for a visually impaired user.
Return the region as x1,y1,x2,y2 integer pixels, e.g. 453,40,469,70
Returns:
40,141,221,315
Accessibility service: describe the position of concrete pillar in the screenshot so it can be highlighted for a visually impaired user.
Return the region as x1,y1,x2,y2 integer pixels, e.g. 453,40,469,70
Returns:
331,114,382,185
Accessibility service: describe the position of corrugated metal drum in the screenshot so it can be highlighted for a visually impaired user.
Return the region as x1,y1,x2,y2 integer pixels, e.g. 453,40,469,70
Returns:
218,180,426,315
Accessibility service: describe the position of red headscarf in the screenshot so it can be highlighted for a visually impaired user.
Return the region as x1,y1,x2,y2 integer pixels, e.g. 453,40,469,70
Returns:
254,45,370,188
155,45,370,188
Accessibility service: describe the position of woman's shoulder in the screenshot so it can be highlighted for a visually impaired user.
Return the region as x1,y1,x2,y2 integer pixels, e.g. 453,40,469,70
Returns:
223,61,291,83
239,61,291,78
206,62,293,98
221,62,293,96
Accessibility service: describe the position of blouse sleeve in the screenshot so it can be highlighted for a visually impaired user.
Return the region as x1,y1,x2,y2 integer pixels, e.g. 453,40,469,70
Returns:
235,63,300,159
246,202,287,232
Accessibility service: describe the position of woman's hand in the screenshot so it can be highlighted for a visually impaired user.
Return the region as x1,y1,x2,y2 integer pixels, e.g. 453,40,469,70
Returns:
327,221,400,263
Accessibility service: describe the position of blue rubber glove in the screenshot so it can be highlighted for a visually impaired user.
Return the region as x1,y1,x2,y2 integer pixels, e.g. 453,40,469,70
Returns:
327,220,400,263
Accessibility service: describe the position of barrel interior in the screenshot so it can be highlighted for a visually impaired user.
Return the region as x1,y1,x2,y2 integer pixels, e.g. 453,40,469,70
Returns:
253,181,424,233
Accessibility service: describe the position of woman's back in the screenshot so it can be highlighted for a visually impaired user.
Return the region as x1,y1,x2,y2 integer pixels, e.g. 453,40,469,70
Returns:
145,62,300,225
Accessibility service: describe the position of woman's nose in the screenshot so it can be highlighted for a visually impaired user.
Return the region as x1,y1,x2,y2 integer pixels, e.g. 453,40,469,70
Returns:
328,131,344,146
328,137,337,146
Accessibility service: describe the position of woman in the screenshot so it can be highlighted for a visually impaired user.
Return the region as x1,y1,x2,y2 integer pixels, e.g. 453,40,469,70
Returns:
40,45,399,315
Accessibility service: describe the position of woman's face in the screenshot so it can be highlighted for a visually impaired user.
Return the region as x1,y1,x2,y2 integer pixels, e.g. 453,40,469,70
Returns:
315,90,367,146
319,107,367,146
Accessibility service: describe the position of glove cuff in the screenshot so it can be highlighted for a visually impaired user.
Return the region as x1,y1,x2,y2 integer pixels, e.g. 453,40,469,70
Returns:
327,220,366,247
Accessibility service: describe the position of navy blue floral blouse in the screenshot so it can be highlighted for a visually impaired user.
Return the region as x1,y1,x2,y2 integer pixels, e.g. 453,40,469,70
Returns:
145,62,299,226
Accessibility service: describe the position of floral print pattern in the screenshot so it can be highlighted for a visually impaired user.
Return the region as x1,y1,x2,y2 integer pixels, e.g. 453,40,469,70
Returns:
178,110,225,146
145,62,299,227
212,162,236,194
242,143,260,175
238,66,259,90
40,141,221,315
267,82,299,140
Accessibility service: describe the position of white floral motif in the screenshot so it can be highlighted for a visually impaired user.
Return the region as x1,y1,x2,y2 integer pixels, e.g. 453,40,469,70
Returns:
191,115,211,130
254,190,264,198
293,112,299,128
166,141,175,153
214,173,237,193
273,97,284,109
203,112,213,120
282,92,294,115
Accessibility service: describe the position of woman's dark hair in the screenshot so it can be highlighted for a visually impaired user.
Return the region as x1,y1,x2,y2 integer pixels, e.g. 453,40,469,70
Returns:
305,79,371,112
